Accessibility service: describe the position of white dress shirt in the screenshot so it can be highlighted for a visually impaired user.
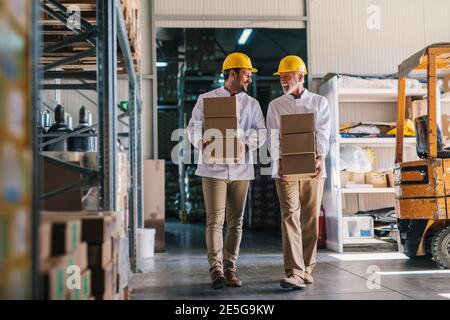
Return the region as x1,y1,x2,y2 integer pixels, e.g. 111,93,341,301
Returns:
266,89,331,179
186,86,266,180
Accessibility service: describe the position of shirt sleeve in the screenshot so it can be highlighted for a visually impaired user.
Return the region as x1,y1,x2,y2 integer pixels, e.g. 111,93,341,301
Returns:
186,95,204,149
266,102,281,160
315,97,331,157
244,100,267,152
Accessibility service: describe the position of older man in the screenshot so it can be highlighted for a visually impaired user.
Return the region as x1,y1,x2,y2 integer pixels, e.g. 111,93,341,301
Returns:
186,52,266,289
266,55,330,289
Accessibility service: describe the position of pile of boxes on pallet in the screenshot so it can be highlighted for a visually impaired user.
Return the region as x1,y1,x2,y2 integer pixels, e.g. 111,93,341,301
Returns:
185,29,216,76
40,212,130,300
280,113,317,177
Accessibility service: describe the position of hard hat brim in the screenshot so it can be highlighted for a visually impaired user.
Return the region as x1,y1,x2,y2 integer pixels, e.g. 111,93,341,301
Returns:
222,67,258,73
273,70,307,76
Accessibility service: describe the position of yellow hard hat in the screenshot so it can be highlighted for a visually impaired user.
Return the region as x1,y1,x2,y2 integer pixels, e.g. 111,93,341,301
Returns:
222,52,257,73
274,55,307,76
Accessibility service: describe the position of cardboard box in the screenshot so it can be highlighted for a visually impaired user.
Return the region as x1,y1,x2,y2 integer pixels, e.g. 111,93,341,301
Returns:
386,170,395,187
143,160,165,253
206,137,241,163
40,223,52,263
91,261,114,299
365,172,387,188
204,117,239,137
42,211,118,244
203,96,238,118
40,157,83,211
88,239,112,268
42,257,67,300
67,269,91,300
444,74,450,94
282,153,316,178
350,172,365,184
412,99,427,120
281,133,315,155
72,242,88,272
340,170,351,188
280,113,315,135
50,220,81,256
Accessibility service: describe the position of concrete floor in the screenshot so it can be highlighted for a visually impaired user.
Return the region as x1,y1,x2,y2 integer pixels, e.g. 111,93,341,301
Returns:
131,219,450,300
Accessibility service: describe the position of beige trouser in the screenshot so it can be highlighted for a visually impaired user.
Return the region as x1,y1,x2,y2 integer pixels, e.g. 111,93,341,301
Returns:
275,178,325,278
202,177,250,275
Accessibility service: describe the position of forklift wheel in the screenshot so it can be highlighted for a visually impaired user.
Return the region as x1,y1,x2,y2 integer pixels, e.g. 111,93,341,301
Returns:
431,224,450,269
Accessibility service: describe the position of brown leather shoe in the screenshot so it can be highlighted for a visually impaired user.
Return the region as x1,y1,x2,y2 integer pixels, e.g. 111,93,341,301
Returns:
224,270,242,287
280,275,306,290
211,270,226,289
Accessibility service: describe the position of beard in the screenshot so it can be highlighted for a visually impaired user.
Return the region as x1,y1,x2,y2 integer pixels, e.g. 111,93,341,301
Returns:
282,80,299,95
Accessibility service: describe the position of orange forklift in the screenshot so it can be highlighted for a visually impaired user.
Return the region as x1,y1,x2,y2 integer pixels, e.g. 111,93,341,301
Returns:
395,43,450,268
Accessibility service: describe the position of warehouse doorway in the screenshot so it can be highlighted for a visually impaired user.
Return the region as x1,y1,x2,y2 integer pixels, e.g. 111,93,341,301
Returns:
155,28,308,244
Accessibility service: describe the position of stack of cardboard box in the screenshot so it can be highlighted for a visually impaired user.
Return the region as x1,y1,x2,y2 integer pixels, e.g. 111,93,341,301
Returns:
41,212,129,300
280,113,316,177
40,217,91,300
203,96,241,164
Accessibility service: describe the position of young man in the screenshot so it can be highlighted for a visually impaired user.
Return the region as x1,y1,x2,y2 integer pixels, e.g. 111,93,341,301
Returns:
266,55,330,289
186,52,266,289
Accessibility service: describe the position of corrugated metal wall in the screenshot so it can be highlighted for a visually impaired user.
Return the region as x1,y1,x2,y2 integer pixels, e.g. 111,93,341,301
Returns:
155,0,306,28
309,0,450,77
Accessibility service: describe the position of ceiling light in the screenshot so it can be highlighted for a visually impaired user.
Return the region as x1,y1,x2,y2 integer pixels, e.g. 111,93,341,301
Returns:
238,29,253,45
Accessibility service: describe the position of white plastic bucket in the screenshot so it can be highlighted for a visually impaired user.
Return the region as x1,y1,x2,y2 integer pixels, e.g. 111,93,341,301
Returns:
137,228,155,258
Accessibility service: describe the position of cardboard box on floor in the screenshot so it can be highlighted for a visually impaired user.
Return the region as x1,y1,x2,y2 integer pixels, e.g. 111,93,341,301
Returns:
68,269,91,300
280,113,316,178
40,223,52,263
143,160,165,253
203,96,239,138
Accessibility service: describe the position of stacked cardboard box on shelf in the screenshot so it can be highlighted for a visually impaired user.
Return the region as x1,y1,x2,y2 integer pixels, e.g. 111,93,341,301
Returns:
41,212,130,300
280,113,316,177
203,96,241,164
119,0,141,67
143,160,165,253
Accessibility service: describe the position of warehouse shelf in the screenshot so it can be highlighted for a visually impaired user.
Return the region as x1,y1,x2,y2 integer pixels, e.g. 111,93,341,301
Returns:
341,187,395,194
338,88,428,102
340,137,416,146
343,238,388,245
33,0,144,299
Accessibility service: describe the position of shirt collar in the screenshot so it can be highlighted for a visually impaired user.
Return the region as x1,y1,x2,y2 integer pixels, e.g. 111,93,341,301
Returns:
286,88,309,101
219,86,246,98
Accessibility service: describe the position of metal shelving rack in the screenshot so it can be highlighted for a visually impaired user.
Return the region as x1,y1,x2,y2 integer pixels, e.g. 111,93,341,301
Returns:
33,0,143,298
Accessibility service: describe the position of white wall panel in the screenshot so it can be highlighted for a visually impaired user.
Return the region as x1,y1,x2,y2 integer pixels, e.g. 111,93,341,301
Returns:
309,0,450,76
155,0,306,28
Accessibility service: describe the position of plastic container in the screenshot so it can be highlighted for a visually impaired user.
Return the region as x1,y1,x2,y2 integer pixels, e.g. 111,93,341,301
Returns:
343,216,374,239
137,228,155,258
